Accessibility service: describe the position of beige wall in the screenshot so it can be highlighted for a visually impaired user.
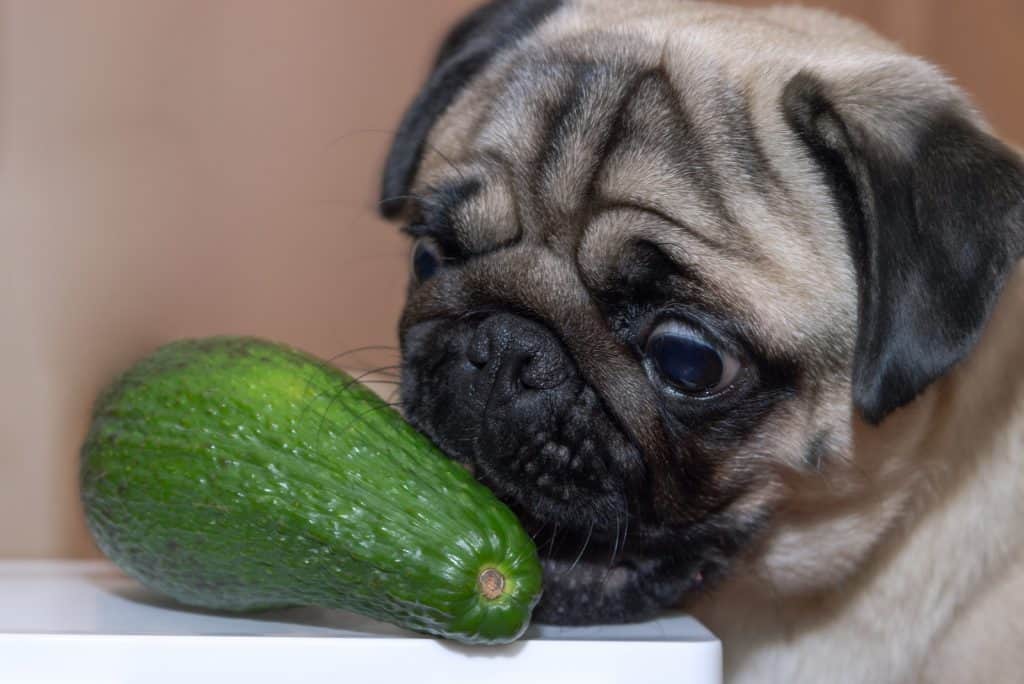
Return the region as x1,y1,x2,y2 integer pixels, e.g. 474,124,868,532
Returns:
1,0,1021,559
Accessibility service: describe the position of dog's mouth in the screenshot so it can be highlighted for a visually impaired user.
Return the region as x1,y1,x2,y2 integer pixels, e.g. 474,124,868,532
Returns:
518,504,716,625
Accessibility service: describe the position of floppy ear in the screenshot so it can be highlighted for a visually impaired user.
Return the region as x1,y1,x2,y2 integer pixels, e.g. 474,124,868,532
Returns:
783,67,1024,424
379,0,563,218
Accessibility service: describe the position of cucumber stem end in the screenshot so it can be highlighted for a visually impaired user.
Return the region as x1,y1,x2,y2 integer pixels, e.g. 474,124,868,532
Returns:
478,567,506,600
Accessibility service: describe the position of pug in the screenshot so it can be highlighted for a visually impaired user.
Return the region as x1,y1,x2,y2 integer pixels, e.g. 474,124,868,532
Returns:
377,1,1024,681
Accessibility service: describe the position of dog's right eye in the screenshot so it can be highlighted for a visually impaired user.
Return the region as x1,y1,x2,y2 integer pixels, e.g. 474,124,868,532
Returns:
411,237,443,283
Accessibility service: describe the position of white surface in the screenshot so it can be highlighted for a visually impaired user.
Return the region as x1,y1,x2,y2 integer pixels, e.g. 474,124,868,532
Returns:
0,561,721,683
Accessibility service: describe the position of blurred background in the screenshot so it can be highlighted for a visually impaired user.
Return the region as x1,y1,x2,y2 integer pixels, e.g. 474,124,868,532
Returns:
1,0,1021,559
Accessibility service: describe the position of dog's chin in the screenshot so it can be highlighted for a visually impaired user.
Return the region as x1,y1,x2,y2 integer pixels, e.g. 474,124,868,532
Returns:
516,501,722,625
532,542,710,626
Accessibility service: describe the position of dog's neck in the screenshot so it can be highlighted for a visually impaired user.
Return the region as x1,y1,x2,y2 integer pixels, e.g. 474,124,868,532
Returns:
694,262,1024,683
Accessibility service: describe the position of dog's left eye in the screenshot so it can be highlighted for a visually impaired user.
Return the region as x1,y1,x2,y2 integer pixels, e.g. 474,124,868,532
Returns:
411,237,443,283
645,320,742,396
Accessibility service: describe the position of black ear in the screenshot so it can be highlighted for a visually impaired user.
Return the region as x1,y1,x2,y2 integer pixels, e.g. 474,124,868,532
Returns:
783,70,1024,423
379,0,563,219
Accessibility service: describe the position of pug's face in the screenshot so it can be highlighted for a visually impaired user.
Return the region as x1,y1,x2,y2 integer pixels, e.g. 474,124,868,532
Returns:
380,0,1024,624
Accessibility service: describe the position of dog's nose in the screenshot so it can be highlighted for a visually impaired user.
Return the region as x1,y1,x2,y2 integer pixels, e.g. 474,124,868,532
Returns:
467,314,569,391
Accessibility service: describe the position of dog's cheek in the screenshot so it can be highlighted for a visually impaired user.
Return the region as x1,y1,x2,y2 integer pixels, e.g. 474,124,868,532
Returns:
711,365,956,599
398,319,470,441
740,378,857,475
745,488,909,596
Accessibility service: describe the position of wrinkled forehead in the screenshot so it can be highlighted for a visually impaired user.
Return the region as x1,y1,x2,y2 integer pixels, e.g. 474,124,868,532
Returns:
408,31,857,363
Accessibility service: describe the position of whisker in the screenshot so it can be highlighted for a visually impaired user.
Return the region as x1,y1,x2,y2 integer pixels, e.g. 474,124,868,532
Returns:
618,510,630,564
610,512,621,568
429,143,468,186
340,366,402,379
313,399,408,458
311,365,409,452
562,522,594,578
294,346,398,415
544,524,561,560
340,378,402,386
323,346,399,366
377,193,425,209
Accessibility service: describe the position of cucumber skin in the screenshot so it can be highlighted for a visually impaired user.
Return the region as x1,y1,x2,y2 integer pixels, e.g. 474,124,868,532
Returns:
80,337,542,645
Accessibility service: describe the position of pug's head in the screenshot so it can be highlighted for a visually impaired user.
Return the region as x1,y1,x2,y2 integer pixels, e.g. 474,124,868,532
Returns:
379,0,1024,624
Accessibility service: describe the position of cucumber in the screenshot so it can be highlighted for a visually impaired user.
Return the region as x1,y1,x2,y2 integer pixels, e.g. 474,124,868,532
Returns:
80,337,542,644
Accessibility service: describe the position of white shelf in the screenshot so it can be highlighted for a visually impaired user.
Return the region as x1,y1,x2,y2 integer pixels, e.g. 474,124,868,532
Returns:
0,560,721,683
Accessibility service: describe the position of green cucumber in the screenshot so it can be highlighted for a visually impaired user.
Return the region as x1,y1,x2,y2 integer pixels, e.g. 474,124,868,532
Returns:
80,336,542,644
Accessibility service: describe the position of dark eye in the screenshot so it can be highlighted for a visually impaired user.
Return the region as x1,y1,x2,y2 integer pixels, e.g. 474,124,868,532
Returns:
411,237,442,282
645,320,741,396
